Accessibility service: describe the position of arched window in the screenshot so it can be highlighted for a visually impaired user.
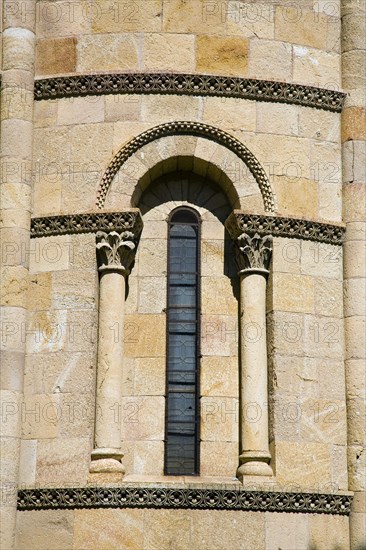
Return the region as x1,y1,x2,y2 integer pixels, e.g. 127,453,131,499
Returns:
165,207,201,475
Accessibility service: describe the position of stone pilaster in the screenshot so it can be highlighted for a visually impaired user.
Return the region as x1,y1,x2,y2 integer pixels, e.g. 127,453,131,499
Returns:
341,1,366,548
90,230,139,479
235,233,273,479
0,2,36,548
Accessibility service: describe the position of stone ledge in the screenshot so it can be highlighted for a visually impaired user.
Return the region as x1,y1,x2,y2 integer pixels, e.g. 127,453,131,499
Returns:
31,73,346,113
17,486,353,515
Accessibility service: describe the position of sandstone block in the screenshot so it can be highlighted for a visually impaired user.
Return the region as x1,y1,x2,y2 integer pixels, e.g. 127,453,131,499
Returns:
105,94,142,123
35,37,76,76
137,277,166,314
274,441,331,487
144,508,191,550
57,96,105,126
196,35,249,77
203,96,256,132
273,176,318,218
265,511,308,550
77,34,139,72
300,241,342,279
163,0,227,34
121,395,165,441
314,277,343,317
15,510,74,550
0,266,29,309
268,273,315,314
0,87,33,122
18,439,37,485
124,314,166,357
200,441,238,477
74,508,143,550
191,510,265,550
1,119,33,160
92,0,162,33
123,440,164,476
70,122,114,168
27,272,52,311
256,103,298,136
201,276,237,315
226,2,275,39
249,39,292,80
33,99,57,129
342,107,366,143
344,240,366,278
36,437,90,485
275,7,329,50
309,514,349,550
201,356,239,397
134,357,166,396
293,47,340,87
201,396,239,442
298,107,340,142
144,33,195,72
201,314,238,357
29,235,73,273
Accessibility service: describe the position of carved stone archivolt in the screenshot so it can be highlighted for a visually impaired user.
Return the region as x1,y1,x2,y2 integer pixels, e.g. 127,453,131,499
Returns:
96,121,277,212
33,72,346,113
17,486,352,515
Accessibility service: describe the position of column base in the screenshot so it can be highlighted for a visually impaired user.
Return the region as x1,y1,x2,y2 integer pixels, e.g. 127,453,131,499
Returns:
237,451,273,480
90,448,125,475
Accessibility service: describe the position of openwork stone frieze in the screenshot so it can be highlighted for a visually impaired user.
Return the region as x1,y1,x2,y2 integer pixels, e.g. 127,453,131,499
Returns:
30,211,143,238
226,212,345,245
17,487,352,515
96,121,276,212
33,73,346,112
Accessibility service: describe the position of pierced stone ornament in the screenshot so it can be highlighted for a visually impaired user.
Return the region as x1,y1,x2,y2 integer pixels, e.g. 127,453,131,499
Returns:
235,232,273,274
96,230,136,274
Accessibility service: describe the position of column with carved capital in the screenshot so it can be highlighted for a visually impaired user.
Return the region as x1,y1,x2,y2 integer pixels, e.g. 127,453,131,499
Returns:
235,232,273,479
90,230,137,476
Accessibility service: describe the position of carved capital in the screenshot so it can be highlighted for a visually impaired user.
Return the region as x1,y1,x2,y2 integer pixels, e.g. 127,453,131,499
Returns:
235,233,273,274
96,230,137,274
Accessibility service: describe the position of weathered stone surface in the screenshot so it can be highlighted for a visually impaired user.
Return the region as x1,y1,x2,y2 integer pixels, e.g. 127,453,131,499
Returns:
15,510,74,550
293,46,340,87
268,273,315,314
196,35,249,76
92,0,162,33
191,510,265,550
309,514,349,550
200,441,238,477
163,0,227,34
35,437,91,485
77,34,139,72
275,7,329,50
121,396,165,441
201,396,239,442
144,33,195,72
265,512,308,550
57,96,105,126
201,356,239,397
249,39,292,80
35,38,76,75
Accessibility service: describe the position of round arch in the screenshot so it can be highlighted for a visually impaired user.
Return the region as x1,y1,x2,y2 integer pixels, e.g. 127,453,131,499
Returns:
96,121,277,213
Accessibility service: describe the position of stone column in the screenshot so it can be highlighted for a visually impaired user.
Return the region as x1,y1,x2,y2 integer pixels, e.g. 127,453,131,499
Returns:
341,1,366,547
0,3,36,548
90,231,137,476
235,233,273,479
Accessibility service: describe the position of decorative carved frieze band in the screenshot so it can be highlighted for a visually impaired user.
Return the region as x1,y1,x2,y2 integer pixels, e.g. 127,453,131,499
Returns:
225,212,345,245
236,233,273,273
33,73,346,113
17,487,352,515
30,211,143,238
30,211,345,245
96,230,137,274
96,121,276,213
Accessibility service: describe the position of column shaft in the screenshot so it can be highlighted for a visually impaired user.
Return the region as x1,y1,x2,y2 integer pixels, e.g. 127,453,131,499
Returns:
0,3,36,548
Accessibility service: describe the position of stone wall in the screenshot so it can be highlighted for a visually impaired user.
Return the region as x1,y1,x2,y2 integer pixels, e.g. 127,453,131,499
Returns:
1,0,363,548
